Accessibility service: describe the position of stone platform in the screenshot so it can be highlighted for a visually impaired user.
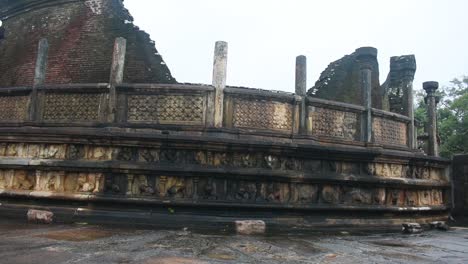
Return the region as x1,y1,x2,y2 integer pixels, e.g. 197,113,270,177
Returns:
0,220,467,263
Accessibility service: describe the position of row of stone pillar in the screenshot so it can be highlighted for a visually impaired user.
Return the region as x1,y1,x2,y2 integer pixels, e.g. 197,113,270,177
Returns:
31,38,440,156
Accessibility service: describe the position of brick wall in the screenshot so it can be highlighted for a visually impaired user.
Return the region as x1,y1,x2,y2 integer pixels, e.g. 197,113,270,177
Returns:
0,0,176,87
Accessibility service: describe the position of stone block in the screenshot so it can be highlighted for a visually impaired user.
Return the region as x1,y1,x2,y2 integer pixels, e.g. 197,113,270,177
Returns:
402,223,422,234
27,209,54,224
235,220,266,235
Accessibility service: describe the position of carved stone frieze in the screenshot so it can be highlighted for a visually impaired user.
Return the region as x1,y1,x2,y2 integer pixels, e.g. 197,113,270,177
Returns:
0,169,448,208
0,96,29,122
373,117,407,146
308,107,359,140
233,99,293,131
43,93,102,122
128,94,205,124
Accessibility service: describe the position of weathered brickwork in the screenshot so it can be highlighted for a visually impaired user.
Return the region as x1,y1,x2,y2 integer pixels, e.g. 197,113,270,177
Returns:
373,116,408,146
308,106,359,140
233,99,293,131
0,95,30,121
128,94,205,124
0,0,176,87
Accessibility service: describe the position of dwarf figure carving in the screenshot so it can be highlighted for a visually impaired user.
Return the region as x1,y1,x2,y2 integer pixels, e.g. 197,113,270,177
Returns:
12,170,34,190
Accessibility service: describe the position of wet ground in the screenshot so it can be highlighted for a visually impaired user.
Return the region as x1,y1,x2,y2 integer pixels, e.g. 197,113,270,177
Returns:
0,220,467,264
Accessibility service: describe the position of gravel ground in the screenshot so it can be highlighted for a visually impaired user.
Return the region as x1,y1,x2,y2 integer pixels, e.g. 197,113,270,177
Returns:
0,220,467,264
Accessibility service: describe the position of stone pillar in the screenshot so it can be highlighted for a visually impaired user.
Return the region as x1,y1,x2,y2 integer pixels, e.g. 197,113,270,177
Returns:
212,41,228,128
295,55,307,134
356,47,377,143
108,37,127,122
30,38,49,121
423,81,439,157
397,57,417,149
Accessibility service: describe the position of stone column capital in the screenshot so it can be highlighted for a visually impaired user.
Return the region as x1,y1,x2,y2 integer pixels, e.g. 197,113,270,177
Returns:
423,81,439,96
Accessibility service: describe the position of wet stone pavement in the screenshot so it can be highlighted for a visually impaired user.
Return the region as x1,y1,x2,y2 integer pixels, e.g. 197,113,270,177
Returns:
0,221,467,264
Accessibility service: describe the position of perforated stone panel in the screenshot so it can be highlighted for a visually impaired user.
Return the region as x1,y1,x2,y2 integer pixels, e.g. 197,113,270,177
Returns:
308,106,359,141
127,94,205,125
0,96,29,122
373,117,407,146
233,99,293,131
43,93,102,122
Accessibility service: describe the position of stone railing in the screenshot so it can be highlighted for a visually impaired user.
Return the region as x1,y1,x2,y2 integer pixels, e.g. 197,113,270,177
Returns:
0,82,416,150
0,38,441,155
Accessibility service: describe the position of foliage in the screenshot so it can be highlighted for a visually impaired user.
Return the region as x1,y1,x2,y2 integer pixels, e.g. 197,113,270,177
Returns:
415,76,468,158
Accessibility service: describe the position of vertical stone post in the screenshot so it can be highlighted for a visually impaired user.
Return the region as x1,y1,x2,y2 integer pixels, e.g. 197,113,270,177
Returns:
30,38,49,121
295,55,307,134
398,56,417,148
108,37,127,122
356,47,377,143
212,41,228,128
423,81,439,157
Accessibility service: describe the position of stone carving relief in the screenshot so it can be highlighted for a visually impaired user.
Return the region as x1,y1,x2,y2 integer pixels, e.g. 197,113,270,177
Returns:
309,107,359,141
373,117,407,146
128,95,205,124
87,146,112,160
321,185,341,204
0,96,29,122
233,99,293,131
127,175,155,196
0,168,447,208
43,93,102,122
35,171,65,192
11,170,35,190
76,173,103,193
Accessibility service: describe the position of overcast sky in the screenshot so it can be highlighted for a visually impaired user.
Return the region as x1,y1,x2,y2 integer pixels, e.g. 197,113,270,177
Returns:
125,0,467,93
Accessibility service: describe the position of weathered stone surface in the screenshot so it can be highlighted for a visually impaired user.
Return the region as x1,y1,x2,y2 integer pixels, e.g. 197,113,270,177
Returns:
402,223,422,234
235,220,266,235
27,209,53,224
307,48,382,108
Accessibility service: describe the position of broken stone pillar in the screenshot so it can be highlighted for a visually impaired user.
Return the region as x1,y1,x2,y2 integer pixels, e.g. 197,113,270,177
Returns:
386,56,417,148
423,81,439,157
212,41,228,128
30,38,49,121
295,55,307,133
109,37,127,122
356,47,377,143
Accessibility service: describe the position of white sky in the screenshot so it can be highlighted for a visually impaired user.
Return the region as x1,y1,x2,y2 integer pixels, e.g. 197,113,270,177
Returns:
125,0,468,93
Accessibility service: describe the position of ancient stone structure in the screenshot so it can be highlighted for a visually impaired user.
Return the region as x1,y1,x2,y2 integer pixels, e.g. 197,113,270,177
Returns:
0,0,451,229
453,155,468,220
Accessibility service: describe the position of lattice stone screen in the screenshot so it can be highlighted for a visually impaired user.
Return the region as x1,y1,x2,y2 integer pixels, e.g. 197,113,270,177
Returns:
308,106,360,141
233,98,293,131
43,93,103,122
0,96,30,122
373,116,408,146
127,94,205,125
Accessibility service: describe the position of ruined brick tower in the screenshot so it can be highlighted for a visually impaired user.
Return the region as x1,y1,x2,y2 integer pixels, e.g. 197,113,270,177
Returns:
0,0,176,87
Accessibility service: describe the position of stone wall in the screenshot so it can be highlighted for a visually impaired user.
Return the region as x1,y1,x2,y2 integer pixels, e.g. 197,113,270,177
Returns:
0,0,175,87
453,155,468,217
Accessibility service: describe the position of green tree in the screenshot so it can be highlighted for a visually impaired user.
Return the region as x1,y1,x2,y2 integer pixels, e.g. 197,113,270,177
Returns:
415,77,468,158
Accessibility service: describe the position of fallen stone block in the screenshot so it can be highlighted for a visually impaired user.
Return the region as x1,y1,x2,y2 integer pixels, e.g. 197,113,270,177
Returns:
429,221,449,231
402,223,422,234
27,209,54,224
235,220,266,235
